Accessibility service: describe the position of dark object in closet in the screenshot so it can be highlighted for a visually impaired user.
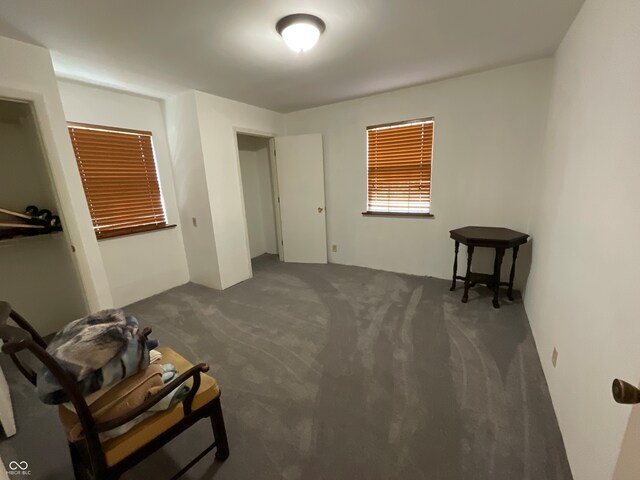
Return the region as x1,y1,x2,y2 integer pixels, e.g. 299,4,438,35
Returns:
0,301,229,480
449,226,529,309
0,205,63,240
36,208,52,221
25,205,39,216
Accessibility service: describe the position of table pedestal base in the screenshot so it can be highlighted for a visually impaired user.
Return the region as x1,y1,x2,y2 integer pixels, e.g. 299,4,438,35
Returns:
451,245,519,309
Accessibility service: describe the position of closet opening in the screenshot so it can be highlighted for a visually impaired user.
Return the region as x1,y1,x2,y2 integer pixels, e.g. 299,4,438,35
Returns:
0,98,86,335
236,133,282,270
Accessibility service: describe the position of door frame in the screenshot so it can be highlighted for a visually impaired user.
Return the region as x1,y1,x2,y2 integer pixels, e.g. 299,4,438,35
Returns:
0,85,111,313
233,127,283,278
268,138,284,262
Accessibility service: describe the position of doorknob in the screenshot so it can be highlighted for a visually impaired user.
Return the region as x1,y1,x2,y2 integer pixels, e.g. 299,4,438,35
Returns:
318,207,324,213
613,378,640,404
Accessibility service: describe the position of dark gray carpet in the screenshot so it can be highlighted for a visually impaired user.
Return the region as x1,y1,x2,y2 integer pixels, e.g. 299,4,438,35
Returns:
0,255,572,479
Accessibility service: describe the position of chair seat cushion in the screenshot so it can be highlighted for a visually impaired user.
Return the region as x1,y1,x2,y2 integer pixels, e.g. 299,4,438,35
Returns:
58,347,220,467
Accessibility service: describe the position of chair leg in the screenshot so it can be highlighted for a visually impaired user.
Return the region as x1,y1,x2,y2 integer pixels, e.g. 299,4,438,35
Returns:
69,442,114,480
210,397,229,461
69,443,89,480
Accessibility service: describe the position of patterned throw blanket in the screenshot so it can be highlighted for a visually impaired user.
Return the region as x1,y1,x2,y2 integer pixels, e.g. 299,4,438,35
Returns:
37,309,157,405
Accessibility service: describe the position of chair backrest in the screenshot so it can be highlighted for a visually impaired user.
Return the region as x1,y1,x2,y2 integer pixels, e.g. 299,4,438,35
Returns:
0,302,102,457
0,302,47,385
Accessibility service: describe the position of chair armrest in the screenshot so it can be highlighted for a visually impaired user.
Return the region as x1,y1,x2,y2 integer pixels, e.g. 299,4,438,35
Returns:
0,302,47,349
94,362,210,433
0,324,32,354
0,324,38,385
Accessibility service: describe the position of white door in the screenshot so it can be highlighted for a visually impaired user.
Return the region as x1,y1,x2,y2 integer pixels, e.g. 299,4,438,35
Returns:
275,134,327,263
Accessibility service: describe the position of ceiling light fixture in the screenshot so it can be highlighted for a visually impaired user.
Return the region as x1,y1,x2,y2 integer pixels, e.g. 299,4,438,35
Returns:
276,14,326,53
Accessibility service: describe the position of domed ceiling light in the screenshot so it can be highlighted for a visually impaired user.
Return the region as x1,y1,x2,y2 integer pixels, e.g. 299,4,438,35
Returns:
276,14,326,52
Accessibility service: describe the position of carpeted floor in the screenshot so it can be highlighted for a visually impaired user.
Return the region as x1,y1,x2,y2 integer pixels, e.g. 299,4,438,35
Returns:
0,255,572,479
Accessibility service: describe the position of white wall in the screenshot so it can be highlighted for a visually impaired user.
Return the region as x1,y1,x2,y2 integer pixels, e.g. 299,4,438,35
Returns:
56,80,190,307
194,91,283,287
0,110,86,334
0,35,112,313
238,135,277,258
257,144,278,256
165,90,284,288
524,1,640,479
164,92,220,289
284,60,552,288
165,91,283,289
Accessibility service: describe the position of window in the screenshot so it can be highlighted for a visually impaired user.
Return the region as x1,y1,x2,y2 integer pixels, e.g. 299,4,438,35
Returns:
68,123,169,239
365,118,434,216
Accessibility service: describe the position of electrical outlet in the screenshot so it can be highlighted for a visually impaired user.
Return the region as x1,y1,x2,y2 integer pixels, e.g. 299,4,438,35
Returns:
332,244,337,252
552,348,558,368
192,217,198,227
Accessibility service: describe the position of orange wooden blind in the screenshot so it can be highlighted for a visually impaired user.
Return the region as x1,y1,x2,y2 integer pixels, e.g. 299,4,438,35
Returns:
367,118,434,214
68,123,168,239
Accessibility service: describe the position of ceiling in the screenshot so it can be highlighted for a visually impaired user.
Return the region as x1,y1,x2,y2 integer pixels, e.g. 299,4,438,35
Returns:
0,0,584,113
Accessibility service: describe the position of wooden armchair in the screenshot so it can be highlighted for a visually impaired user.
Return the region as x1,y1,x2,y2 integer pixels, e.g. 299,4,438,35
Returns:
0,301,229,480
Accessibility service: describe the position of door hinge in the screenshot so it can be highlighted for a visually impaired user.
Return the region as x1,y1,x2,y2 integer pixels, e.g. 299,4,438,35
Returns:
277,196,280,203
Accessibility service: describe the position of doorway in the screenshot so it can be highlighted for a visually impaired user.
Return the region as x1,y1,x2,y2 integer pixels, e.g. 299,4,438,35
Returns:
0,98,86,334
237,133,282,262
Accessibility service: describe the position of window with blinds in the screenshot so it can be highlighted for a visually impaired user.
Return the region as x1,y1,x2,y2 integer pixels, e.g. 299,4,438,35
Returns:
366,118,434,215
68,123,169,239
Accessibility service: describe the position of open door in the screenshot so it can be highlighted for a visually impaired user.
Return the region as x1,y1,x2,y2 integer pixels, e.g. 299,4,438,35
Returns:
274,134,327,263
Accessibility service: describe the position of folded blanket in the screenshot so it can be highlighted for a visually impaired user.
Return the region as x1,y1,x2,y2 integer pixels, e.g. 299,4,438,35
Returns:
59,362,190,442
149,349,163,364
100,363,190,440
37,309,158,405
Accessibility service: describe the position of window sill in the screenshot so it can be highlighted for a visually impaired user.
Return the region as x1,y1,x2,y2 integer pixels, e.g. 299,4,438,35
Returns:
97,224,177,240
361,211,434,219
